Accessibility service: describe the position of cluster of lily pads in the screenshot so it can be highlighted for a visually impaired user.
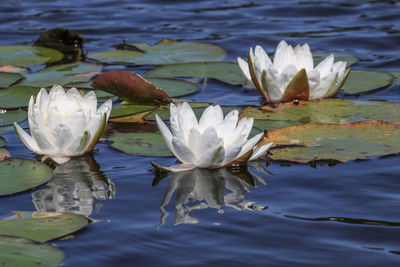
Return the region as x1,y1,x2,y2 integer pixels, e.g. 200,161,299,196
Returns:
1,28,400,265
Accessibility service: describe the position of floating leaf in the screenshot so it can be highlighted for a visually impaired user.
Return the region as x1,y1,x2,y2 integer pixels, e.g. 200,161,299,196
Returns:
87,38,226,65
340,70,394,95
20,62,102,87
241,99,400,126
0,46,63,67
110,104,156,118
147,78,198,97
0,109,27,125
0,72,23,88
0,158,53,196
0,211,89,243
389,71,400,84
0,235,64,267
253,119,303,131
0,86,40,109
313,51,358,66
92,70,172,105
264,121,400,163
109,132,172,156
144,62,246,86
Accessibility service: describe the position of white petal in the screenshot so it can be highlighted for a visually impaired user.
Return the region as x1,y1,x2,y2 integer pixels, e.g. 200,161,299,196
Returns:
194,127,224,167
249,142,273,161
238,132,264,158
156,114,176,155
215,109,239,145
237,57,252,81
51,123,74,153
199,105,223,131
266,66,284,102
316,54,334,77
14,123,41,154
82,91,98,121
171,137,196,165
295,43,313,71
65,130,91,156
311,72,338,100
97,99,112,120
254,45,272,69
332,61,347,81
249,47,262,86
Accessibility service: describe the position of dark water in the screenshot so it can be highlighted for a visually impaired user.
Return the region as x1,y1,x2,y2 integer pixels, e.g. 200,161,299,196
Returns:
1,0,400,266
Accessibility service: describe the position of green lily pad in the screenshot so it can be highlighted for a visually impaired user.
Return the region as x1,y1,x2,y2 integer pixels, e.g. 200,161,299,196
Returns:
264,121,400,163
340,70,394,95
241,99,400,126
0,86,40,109
109,132,172,156
0,235,64,267
0,211,89,243
0,159,53,196
0,126,13,134
87,39,226,65
0,72,23,88
147,78,199,97
0,109,27,125
253,119,303,131
313,51,359,66
20,63,102,87
110,104,156,118
144,62,246,86
0,46,64,67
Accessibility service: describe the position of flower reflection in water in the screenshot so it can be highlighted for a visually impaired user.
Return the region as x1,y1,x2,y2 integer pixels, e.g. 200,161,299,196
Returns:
32,155,115,216
155,167,267,227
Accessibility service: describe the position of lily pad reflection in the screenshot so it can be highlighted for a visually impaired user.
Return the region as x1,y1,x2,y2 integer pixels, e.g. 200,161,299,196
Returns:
155,167,267,227
32,155,115,216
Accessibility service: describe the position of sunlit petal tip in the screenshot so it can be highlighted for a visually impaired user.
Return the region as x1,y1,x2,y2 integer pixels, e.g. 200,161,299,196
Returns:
249,142,273,161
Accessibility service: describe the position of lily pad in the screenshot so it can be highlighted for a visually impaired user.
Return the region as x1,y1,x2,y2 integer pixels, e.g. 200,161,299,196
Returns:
109,132,172,156
0,109,27,125
0,72,23,88
0,137,6,147
340,70,394,95
0,211,89,243
0,158,53,196
87,39,226,65
0,235,64,267
147,78,199,97
110,104,156,118
241,99,400,126
313,51,359,66
144,62,247,86
20,62,102,87
389,71,400,84
263,121,400,163
0,46,64,67
0,86,40,109
253,119,303,131
0,125,13,134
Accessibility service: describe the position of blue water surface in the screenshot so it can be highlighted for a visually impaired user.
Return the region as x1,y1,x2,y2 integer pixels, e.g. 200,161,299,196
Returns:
1,0,400,266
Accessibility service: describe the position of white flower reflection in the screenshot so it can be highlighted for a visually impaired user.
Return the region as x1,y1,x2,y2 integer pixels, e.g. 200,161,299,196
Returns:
32,155,115,216
155,167,267,227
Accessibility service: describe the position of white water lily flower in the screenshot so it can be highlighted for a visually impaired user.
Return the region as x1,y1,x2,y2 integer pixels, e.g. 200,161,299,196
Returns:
237,40,350,103
14,85,112,164
155,102,273,172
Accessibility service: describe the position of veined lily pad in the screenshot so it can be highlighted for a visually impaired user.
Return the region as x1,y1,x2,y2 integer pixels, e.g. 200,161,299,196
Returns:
0,46,63,67
147,78,199,97
341,70,394,95
0,86,40,109
87,39,226,65
0,109,27,126
0,235,64,267
0,72,23,88
110,104,156,118
312,51,359,66
109,132,172,156
0,158,53,196
0,211,89,243
263,121,400,163
144,62,247,86
20,62,102,87
241,99,400,127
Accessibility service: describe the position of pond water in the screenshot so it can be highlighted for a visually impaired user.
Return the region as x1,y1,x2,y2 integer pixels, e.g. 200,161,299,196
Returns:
1,0,400,266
